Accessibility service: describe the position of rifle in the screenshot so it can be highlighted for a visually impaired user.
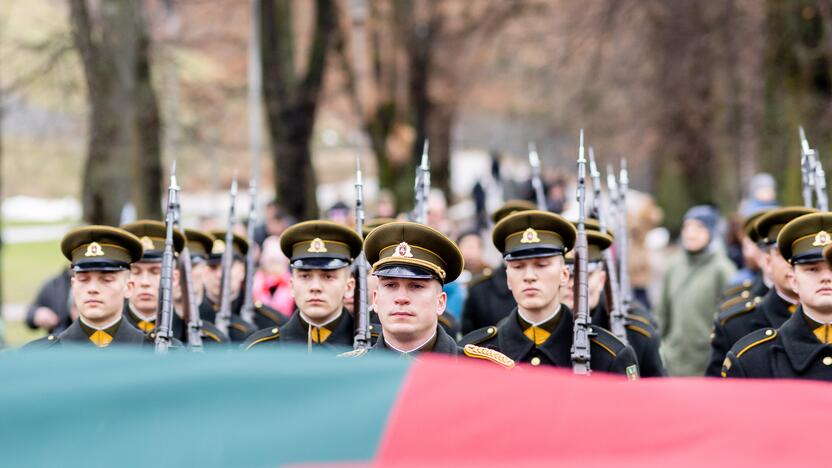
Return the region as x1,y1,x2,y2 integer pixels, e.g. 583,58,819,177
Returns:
413,140,430,224
215,176,238,336
589,149,627,344
571,130,592,375
618,159,632,308
171,175,203,351
155,161,179,353
800,127,816,209
352,155,371,350
528,142,547,211
239,179,258,327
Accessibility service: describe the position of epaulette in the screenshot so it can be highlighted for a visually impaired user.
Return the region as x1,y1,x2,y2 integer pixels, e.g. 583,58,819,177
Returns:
588,326,628,358
458,325,498,346
720,279,752,299
368,323,381,338
717,296,762,326
337,348,368,358
729,327,777,360
201,322,228,344
624,318,655,339
438,314,457,330
467,270,493,288
719,289,753,311
463,344,515,368
241,327,280,351
254,302,286,326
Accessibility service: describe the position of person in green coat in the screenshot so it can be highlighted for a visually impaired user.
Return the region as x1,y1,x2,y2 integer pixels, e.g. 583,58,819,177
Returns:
657,205,737,376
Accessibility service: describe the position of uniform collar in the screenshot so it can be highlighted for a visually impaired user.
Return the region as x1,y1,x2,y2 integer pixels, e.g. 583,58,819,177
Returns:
517,304,562,330
79,315,122,333
128,303,156,322
384,330,437,354
498,307,573,365
780,308,831,372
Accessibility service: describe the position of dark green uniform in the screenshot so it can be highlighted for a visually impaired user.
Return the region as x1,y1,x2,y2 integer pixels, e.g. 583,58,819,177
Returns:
24,318,148,349
243,308,354,350
591,304,666,377
373,325,463,356
204,231,259,342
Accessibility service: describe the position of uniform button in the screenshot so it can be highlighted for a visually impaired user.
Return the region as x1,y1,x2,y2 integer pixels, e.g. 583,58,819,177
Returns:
47,335,55,341
765,329,774,336
487,327,495,334
823,357,832,366
271,328,279,334
530,357,541,366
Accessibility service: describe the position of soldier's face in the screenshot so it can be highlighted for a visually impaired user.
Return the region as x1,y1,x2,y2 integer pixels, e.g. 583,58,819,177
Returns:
130,262,162,316
791,260,832,314
373,277,446,342
506,255,569,316
71,270,134,326
563,266,607,310
205,261,245,299
291,267,353,323
765,248,797,299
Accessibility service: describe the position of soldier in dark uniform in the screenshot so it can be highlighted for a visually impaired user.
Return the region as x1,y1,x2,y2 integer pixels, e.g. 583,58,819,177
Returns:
461,200,537,335
459,210,638,376
722,212,832,380
24,226,148,349
243,221,363,350
705,207,815,376
559,219,666,377
718,211,774,305
121,220,186,338
180,228,230,345
338,221,513,368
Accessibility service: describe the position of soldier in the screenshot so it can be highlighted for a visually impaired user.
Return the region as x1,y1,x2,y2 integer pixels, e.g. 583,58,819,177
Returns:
559,219,666,377
459,210,637,374
722,212,832,380
343,220,513,367
242,221,363,350
705,207,815,376
181,228,230,345
24,226,147,348
121,220,186,336
461,200,536,335
717,210,773,311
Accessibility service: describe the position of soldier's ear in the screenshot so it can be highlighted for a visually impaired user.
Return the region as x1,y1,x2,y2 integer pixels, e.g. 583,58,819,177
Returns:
435,289,447,316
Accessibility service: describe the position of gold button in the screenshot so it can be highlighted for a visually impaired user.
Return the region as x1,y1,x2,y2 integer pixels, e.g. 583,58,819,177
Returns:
823,357,832,366
47,335,55,341
765,329,773,336
271,328,278,334
487,327,495,334
530,357,541,366
741,291,749,298
255,301,263,308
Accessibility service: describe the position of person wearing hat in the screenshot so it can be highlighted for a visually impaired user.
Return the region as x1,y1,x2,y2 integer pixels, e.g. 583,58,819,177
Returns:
24,226,147,348
243,220,363,350
705,207,815,377
457,211,636,373
177,228,230,345
718,210,774,309
722,212,832,380
342,221,512,367
461,200,537,336
120,220,186,338
558,219,666,377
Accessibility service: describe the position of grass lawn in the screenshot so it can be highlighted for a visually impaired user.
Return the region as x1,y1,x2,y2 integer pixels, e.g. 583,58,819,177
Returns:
2,239,66,304
3,320,45,348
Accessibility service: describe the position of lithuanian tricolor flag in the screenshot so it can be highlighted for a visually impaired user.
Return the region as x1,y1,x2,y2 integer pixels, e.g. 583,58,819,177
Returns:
1,347,828,466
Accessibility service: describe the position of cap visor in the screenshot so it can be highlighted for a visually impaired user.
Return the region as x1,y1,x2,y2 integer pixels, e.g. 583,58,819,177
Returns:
291,257,350,270
373,264,437,280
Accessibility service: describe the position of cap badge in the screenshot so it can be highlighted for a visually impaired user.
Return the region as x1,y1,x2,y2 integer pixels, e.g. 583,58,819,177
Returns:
84,242,105,257
392,241,414,258
211,239,226,254
520,227,541,244
813,230,831,247
140,236,154,251
308,237,328,253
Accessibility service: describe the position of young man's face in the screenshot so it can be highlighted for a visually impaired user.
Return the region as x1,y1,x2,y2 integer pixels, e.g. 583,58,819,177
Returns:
373,277,446,342
71,270,134,326
791,260,832,314
291,267,353,322
130,261,162,316
505,255,569,314
764,248,797,299
205,261,245,299
562,265,607,310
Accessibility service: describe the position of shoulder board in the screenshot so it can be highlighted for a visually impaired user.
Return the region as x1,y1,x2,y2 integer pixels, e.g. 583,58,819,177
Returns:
717,296,762,325
458,325,498,346
720,280,752,299
368,323,381,338
719,289,753,311
729,327,777,359
337,348,369,359
589,326,628,358
438,314,457,329
463,344,515,368
254,303,284,324
468,271,493,288
625,322,654,339
241,327,280,351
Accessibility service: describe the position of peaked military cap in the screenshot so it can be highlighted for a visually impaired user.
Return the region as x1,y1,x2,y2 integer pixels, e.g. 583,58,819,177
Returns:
364,221,463,284
279,220,363,270
491,199,537,224
208,230,249,265
564,218,613,264
61,225,144,272
823,243,832,267
755,207,817,247
121,220,185,261
777,212,832,264
183,228,215,262
492,210,576,261
362,217,396,239
742,209,772,244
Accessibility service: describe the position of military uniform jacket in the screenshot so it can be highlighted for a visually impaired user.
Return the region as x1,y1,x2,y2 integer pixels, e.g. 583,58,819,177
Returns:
372,325,461,356
461,306,639,375
461,265,516,335
590,304,667,377
23,318,148,349
199,295,257,342
722,308,832,381
242,309,354,350
705,288,796,377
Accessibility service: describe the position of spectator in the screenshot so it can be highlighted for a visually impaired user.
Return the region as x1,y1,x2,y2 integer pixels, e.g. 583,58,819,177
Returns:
25,267,74,335
252,236,294,317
